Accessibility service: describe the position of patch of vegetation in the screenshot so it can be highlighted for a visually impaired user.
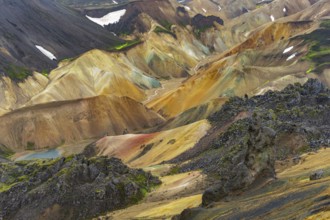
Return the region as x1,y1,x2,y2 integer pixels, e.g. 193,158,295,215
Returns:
40,69,49,77
300,20,330,73
26,142,36,150
298,145,310,154
167,166,180,175
0,182,18,193
65,155,74,162
0,144,14,158
3,64,33,81
193,22,217,38
159,20,172,31
154,26,176,38
107,38,142,52
128,171,160,204
59,56,77,63
1,155,161,219
320,20,330,29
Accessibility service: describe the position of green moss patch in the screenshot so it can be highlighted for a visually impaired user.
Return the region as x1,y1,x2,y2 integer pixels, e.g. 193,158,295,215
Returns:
0,145,14,158
3,64,33,81
300,20,330,73
154,26,176,38
108,38,142,52
0,155,161,219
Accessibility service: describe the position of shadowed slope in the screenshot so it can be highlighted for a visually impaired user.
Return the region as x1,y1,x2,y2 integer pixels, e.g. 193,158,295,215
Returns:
0,0,122,74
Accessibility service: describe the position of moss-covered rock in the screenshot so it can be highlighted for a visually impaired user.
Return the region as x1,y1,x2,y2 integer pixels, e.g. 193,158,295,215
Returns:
0,155,160,220
169,79,329,206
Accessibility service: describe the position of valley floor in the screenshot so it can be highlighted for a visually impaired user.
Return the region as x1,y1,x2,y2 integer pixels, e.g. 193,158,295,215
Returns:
98,149,330,219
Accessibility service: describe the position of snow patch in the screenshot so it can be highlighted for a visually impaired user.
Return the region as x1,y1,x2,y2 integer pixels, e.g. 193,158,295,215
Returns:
218,6,222,11
113,0,118,4
286,53,297,61
202,8,207,13
283,46,294,54
270,15,275,22
86,9,126,27
184,6,191,11
35,45,57,60
283,7,287,13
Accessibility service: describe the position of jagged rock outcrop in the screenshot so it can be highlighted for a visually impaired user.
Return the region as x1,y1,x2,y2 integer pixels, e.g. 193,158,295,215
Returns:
0,155,160,220
173,79,330,219
191,14,224,30
202,114,276,206
310,170,324,180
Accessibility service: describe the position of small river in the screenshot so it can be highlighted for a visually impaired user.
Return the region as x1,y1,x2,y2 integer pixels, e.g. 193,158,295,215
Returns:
16,149,61,161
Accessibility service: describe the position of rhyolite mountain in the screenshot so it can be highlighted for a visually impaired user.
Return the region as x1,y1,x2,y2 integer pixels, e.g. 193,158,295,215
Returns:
1,0,330,219
0,0,122,76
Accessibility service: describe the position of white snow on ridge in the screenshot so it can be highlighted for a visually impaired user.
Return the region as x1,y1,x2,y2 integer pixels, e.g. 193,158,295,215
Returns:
286,53,297,61
184,6,191,11
113,0,118,4
283,46,294,54
86,9,126,27
270,15,275,22
35,45,57,60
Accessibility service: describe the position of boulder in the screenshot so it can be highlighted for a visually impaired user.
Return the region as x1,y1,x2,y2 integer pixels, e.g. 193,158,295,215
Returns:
310,170,324,181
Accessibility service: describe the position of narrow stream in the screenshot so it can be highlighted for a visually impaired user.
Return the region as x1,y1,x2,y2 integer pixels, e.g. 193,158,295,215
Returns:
16,149,61,161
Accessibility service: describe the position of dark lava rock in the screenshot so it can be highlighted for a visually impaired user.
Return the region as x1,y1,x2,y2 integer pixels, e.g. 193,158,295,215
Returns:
202,114,276,206
171,79,330,167
173,79,330,217
310,170,324,181
0,156,9,163
0,155,160,220
192,14,224,32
